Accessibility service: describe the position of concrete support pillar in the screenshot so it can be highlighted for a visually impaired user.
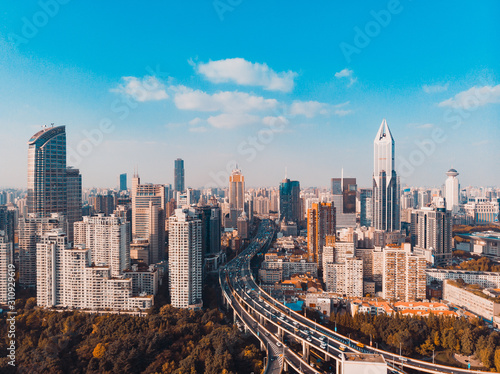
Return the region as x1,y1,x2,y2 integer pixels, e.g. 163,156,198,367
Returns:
278,327,284,340
283,360,288,372
260,341,265,351
302,341,309,361
336,358,341,374
325,351,330,362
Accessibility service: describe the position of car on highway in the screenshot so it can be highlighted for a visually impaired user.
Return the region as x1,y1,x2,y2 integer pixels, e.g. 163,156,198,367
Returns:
339,344,346,351
276,342,282,347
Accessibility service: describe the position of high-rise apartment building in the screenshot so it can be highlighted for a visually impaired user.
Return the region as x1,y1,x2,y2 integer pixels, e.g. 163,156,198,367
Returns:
168,209,203,310
373,119,400,232
131,175,165,264
279,178,301,224
19,213,66,287
229,168,245,228
307,202,336,266
382,246,426,302
174,158,185,193
74,214,130,277
0,236,13,304
66,167,82,241
36,229,67,307
324,258,363,297
445,168,460,213
36,229,152,311
412,206,452,266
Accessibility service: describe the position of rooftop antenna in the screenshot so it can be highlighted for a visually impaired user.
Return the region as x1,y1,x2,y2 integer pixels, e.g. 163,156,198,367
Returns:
285,166,288,179
341,167,344,192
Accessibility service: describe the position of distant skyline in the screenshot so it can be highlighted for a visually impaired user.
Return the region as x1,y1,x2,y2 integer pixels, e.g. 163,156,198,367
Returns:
1,2,499,189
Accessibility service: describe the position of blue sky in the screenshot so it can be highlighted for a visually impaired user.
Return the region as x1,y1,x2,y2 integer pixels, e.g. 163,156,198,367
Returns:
1,1,499,189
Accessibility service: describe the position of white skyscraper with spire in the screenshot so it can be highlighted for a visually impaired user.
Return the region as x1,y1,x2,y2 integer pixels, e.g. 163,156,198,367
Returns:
373,119,400,232
445,168,460,213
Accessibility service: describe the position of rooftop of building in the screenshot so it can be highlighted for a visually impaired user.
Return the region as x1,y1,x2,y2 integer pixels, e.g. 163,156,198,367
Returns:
344,353,385,363
445,279,500,303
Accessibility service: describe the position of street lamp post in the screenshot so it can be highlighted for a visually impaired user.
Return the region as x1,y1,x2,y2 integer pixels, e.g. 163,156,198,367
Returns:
399,342,402,358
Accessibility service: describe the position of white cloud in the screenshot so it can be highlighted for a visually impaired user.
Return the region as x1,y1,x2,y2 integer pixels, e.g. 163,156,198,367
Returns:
438,84,500,109
290,100,352,118
335,68,357,86
333,101,350,108
196,58,297,92
334,68,353,78
290,101,328,118
207,113,260,129
173,86,278,113
417,123,434,129
262,116,289,127
189,126,208,133
423,83,449,93
111,76,169,102
334,109,352,116
189,117,203,126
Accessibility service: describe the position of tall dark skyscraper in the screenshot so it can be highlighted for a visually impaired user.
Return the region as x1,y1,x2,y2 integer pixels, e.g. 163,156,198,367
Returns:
119,173,127,191
360,188,373,227
279,178,301,224
27,125,82,242
373,119,400,232
331,174,357,214
27,126,67,216
174,158,185,193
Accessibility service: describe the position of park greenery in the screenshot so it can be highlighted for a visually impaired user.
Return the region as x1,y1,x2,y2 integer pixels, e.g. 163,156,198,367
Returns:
326,309,500,371
0,299,264,374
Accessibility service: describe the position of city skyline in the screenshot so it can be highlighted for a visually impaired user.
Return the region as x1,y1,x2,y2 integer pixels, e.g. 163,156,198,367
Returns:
0,2,499,189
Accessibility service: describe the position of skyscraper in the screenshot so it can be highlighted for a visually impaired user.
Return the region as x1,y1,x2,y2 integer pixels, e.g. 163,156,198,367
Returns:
28,126,67,217
445,168,460,213
307,202,336,266
174,158,185,193
279,178,301,224
27,125,81,242
168,209,203,310
229,167,245,228
119,173,127,191
331,175,357,214
360,188,373,227
373,119,400,232
131,175,165,264
412,205,452,266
